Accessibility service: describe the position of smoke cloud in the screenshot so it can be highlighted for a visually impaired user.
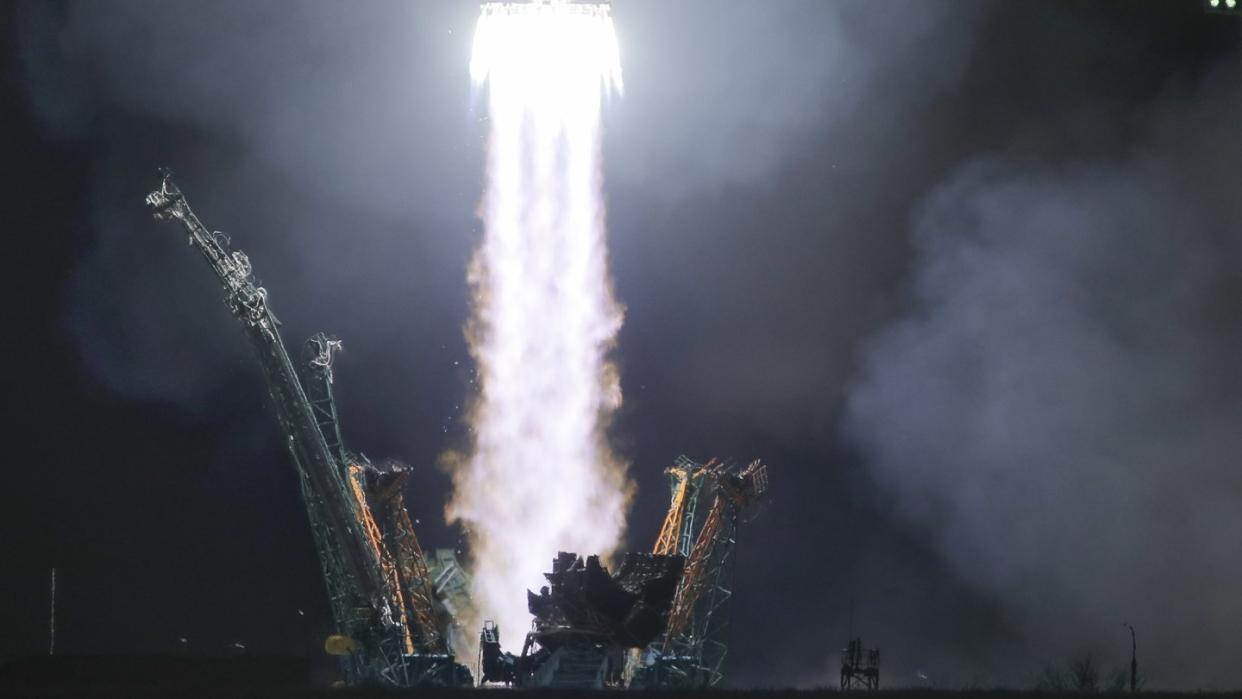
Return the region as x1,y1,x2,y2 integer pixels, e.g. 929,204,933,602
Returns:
13,0,982,416
605,0,980,196
846,84,1242,687
14,0,487,416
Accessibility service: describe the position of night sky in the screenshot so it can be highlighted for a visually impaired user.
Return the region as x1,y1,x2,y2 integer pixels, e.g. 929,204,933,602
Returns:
3,0,1240,690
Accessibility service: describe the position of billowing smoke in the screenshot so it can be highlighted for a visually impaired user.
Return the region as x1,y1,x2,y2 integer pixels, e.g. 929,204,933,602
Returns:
446,2,630,654
845,85,1242,687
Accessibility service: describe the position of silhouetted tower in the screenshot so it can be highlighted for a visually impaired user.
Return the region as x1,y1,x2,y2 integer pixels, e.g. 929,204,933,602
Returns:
840,638,880,690
1126,623,1137,693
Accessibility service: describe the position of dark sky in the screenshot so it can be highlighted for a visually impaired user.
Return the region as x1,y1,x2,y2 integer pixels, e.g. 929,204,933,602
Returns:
3,0,1240,689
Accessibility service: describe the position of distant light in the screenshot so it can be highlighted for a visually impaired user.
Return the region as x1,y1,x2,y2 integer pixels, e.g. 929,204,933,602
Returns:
1205,0,1240,12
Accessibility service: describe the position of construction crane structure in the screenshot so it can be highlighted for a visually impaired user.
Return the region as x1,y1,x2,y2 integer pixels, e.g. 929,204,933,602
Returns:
145,170,470,687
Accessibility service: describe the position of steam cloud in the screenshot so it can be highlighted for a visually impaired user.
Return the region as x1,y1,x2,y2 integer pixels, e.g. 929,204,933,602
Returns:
446,3,630,656
845,87,1242,687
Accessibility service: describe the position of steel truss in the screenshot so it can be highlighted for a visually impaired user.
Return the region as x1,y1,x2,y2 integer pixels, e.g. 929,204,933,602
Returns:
147,170,465,687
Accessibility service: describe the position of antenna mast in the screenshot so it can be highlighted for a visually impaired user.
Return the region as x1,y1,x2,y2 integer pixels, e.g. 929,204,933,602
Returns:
48,568,56,656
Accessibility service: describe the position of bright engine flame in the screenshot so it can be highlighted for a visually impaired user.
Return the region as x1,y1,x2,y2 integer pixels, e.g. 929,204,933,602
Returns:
448,0,628,656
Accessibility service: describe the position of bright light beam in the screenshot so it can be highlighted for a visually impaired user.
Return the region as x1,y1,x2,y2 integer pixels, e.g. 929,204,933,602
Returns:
448,0,629,658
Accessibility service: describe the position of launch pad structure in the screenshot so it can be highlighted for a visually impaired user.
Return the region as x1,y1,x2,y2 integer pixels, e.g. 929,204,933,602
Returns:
478,457,768,689
147,171,468,687
146,170,769,689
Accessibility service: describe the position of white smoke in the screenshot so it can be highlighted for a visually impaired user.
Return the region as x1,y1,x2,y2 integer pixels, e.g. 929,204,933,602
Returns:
447,2,630,656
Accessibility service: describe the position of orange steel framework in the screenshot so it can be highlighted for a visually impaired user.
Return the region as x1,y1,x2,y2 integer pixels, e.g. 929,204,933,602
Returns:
652,457,713,557
639,457,768,688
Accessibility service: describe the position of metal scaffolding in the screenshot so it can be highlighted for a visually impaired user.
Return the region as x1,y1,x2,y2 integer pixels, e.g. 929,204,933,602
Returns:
147,170,467,687
636,457,768,688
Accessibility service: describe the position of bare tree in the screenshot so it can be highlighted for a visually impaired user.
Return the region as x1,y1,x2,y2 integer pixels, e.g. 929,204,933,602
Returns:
1035,653,1136,693
1068,654,1100,692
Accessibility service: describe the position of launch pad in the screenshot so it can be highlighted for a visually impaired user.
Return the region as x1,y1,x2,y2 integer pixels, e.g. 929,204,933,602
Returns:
145,171,769,689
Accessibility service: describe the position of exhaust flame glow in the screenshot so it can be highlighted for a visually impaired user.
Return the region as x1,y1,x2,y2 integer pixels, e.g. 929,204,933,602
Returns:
448,1,629,655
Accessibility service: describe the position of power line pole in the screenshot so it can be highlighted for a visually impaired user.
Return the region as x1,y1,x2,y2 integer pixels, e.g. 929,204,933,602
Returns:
49,568,56,656
1124,622,1137,693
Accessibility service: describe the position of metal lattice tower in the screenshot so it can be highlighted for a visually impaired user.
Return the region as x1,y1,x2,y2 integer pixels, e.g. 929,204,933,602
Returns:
653,456,710,557
646,457,768,688
840,639,880,690
147,171,463,687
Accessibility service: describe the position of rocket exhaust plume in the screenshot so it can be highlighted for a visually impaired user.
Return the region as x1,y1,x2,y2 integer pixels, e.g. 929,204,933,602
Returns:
448,0,629,655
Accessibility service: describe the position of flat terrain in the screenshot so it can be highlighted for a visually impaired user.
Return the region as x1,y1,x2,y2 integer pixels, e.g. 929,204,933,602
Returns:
2,657,1240,698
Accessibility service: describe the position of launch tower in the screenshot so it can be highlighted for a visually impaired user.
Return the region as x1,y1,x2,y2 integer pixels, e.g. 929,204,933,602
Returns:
146,171,470,687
